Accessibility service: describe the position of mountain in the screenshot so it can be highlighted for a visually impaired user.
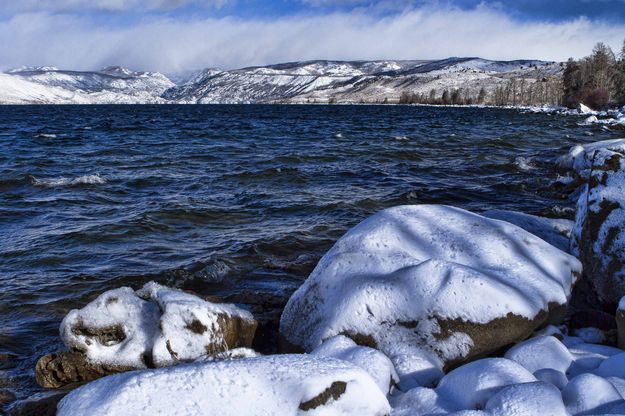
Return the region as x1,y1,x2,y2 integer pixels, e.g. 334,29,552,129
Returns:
1,66,174,104
0,58,563,105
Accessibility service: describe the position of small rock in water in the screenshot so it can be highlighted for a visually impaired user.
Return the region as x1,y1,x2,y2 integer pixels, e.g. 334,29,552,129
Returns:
10,391,68,416
36,282,258,388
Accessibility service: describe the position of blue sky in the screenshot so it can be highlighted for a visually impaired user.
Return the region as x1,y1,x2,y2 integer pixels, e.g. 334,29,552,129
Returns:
0,1,623,73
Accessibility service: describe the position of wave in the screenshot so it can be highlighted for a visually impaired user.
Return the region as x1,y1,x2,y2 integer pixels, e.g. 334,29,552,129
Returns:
34,133,57,139
31,174,107,187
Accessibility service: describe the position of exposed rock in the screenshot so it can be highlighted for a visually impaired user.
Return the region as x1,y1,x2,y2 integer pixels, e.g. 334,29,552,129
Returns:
35,351,135,389
10,391,67,416
571,145,625,306
280,205,581,384
38,282,257,388
56,355,390,416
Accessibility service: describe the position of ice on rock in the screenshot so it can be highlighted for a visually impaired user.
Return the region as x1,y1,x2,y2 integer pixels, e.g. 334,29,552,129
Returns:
61,282,257,369
504,336,574,374
484,381,567,416
435,358,536,411
311,335,399,394
562,373,623,415
577,103,596,115
281,205,581,373
57,354,391,416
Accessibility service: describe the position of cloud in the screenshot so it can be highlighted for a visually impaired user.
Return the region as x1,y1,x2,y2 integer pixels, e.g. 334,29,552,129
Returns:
0,5,623,74
0,0,230,13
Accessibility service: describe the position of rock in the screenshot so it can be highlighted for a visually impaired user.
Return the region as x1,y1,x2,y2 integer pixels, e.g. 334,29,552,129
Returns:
10,391,67,416
436,358,536,410
38,282,258,388
280,205,581,376
482,209,573,252
504,336,574,374
56,355,390,416
577,103,595,115
534,368,568,390
484,381,567,416
562,373,623,415
311,335,398,394
617,297,625,349
64,282,257,366
35,351,135,389
555,138,625,185
571,145,625,306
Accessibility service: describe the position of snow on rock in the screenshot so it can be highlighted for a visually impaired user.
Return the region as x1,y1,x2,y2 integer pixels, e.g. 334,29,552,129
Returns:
60,282,257,370
482,209,573,252
390,386,454,416
280,205,581,380
571,145,625,305
555,139,625,183
57,354,391,416
60,287,160,368
436,358,536,410
484,381,567,416
504,336,574,374
311,335,399,394
594,352,625,378
561,373,623,415
577,103,596,115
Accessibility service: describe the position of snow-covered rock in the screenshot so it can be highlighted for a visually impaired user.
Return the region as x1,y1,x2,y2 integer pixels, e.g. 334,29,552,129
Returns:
280,205,581,383
504,336,574,374
59,282,257,370
436,358,536,410
562,373,623,415
57,354,391,416
484,381,567,416
577,103,596,115
482,209,573,252
311,335,398,394
556,139,625,183
571,145,625,305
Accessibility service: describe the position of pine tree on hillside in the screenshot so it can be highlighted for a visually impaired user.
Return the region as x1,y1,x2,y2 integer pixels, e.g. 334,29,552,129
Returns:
615,40,625,106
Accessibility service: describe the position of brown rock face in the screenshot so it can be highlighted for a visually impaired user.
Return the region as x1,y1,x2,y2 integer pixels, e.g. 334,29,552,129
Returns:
298,381,347,411
35,351,135,389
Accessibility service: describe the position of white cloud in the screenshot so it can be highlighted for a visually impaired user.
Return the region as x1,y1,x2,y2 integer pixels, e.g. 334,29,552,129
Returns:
0,5,623,74
0,0,229,13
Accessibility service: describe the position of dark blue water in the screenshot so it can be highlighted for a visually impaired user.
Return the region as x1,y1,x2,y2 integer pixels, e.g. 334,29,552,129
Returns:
0,104,620,402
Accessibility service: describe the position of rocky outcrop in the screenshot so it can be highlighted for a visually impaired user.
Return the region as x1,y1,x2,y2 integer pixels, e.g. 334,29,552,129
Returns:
280,205,581,385
36,282,257,388
571,145,625,307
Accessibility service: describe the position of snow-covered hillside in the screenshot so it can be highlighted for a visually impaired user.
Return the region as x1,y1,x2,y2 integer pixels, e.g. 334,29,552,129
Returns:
1,66,174,104
0,58,562,104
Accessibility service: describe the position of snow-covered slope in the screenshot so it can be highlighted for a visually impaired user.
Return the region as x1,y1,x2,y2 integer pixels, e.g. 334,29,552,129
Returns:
163,57,561,104
0,58,561,104
1,66,174,104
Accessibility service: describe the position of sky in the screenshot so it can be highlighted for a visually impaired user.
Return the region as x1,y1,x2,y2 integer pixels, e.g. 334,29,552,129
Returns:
0,0,624,74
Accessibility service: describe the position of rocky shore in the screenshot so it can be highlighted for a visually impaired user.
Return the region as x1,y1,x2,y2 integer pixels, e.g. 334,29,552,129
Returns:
8,137,625,415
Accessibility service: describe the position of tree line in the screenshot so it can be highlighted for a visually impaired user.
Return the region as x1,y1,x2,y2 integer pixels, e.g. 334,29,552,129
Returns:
396,38,625,109
563,40,625,109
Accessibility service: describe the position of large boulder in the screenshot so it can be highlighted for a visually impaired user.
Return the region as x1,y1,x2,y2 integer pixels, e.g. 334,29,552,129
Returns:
555,139,625,187
280,205,581,381
37,282,257,387
571,145,625,306
56,355,391,416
